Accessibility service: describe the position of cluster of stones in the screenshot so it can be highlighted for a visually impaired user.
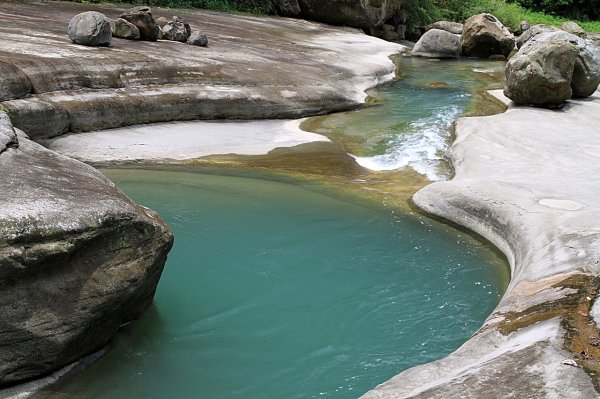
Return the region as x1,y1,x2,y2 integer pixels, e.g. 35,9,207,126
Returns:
505,24,600,107
409,13,600,108
67,7,208,47
412,13,514,59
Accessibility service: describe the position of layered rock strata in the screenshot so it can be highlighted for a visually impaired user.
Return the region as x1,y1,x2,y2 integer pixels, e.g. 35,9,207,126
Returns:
0,111,173,388
0,1,402,139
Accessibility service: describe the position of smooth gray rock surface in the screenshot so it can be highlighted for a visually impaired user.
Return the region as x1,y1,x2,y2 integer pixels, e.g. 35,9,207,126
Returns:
113,18,140,40
362,90,600,398
426,20,463,34
516,23,558,48
0,1,403,138
412,28,460,58
67,11,112,46
461,13,515,58
0,112,173,387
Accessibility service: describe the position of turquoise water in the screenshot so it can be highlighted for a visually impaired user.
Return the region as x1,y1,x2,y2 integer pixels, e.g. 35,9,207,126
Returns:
304,56,505,180
55,169,509,399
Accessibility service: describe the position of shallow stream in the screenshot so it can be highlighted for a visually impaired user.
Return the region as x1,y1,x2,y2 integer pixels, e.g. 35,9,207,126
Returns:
54,56,509,399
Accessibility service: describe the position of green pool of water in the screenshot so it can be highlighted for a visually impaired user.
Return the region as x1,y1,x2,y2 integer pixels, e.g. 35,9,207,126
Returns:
303,56,505,180
56,169,509,399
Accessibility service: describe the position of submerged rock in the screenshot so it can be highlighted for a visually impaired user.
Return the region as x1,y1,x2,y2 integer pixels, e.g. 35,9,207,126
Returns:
67,11,112,46
412,28,460,58
297,0,402,30
120,6,160,41
0,112,173,387
113,18,140,40
461,13,515,59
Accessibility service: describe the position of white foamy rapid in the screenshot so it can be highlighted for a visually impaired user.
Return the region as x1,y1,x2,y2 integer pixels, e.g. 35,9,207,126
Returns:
353,104,462,181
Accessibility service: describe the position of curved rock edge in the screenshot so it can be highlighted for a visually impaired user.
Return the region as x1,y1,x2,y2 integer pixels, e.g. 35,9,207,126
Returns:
362,90,600,398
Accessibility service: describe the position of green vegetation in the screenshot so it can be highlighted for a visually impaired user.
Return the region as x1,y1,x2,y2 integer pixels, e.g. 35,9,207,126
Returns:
436,0,600,33
68,0,276,14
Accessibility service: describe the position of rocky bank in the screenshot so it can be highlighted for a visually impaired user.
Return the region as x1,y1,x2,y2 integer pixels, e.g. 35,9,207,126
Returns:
0,1,403,395
0,1,402,139
362,91,600,398
0,111,173,390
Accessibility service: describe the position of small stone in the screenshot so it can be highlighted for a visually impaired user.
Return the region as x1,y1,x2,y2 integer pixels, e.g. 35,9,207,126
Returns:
562,359,579,367
187,31,208,47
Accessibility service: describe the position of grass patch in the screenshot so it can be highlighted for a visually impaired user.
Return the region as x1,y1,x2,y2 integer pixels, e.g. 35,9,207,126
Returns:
437,0,600,33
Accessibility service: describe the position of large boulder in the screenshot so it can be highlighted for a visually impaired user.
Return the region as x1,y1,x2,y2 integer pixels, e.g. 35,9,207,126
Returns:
517,30,600,98
504,38,578,106
112,18,140,40
427,20,463,35
297,0,402,30
0,112,173,387
412,28,461,58
162,16,190,42
67,11,112,46
120,6,160,41
461,13,515,59
561,21,586,38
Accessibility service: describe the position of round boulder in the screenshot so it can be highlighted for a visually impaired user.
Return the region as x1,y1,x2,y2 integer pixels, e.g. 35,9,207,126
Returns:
461,13,515,59
187,31,208,47
412,28,461,58
504,39,579,106
67,11,112,46
562,21,586,38
427,20,463,35
113,18,140,40
155,16,169,28
120,6,160,41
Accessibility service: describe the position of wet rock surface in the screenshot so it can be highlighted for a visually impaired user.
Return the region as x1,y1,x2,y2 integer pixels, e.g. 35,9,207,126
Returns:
0,112,173,387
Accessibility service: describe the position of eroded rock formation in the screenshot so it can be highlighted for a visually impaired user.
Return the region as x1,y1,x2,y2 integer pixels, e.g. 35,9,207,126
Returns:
0,111,173,387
